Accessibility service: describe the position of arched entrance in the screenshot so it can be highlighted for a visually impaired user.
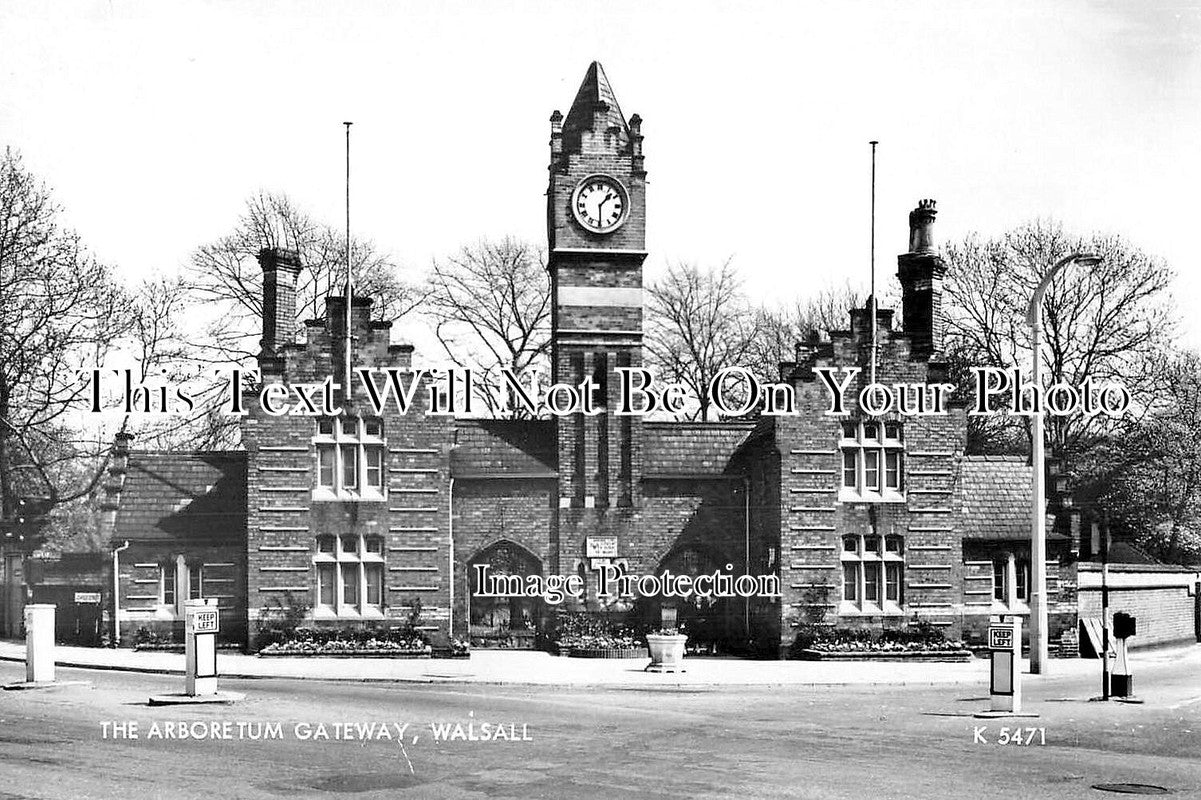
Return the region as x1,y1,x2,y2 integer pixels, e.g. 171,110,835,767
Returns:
644,547,740,655
467,541,545,649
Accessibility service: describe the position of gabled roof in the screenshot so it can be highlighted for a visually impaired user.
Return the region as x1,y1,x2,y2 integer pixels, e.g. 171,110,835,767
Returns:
113,452,247,544
451,420,557,478
642,422,757,478
955,455,1040,540
562,61,630,147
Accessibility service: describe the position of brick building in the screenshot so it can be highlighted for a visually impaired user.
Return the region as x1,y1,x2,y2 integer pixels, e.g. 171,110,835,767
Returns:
98,62,1197,656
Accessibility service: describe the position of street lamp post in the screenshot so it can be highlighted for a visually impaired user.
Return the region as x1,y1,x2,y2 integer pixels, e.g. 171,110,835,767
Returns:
1025,251,1102,675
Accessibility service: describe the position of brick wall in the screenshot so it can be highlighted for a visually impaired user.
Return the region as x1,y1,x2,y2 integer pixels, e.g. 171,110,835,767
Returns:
775,321,970,652
958,543,1078,652
452,478,557,634
245,299,454,646
1077,564,1200,649
116,541,246,645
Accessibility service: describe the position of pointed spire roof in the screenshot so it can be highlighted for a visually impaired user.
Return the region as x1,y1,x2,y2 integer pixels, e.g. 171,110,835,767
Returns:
562,61,629,145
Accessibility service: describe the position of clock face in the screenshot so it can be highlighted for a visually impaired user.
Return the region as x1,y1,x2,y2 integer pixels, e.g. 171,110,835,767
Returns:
572,176,628,234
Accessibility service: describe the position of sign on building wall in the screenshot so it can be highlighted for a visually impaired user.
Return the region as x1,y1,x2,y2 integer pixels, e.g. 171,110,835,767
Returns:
73,592,101,604
586,536,619,559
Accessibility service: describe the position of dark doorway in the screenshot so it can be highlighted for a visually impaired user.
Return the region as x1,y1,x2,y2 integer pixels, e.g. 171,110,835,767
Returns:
467,541,546,649
642,547,739,655
30,585,104,646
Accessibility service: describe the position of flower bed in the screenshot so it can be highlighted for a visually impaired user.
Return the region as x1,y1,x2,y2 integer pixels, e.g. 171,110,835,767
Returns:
547,612,647,658
469,628,537,650
565,646,648,659
789,621,973,662
794,647,974,662
134,642,242,653
258,643,431,658
253,625,464,658
132,627,240,652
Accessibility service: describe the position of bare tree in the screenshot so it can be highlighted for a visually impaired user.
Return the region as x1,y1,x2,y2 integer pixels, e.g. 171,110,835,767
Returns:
117,276,243,451
746,281,864,381
184,191,425,365
942,220,1175,458
0,148,133,553
425,237,551,417
644,260,761,421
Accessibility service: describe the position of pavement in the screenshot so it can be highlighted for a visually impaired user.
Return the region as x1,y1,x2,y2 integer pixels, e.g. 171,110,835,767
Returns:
2,638,1199,687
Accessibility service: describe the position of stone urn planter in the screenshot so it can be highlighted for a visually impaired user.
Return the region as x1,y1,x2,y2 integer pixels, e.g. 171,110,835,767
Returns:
644,633,688,673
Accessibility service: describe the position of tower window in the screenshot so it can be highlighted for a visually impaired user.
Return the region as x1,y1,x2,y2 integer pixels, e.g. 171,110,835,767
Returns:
591,354,608,408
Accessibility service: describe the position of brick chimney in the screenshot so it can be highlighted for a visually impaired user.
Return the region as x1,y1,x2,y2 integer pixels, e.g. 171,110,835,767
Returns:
258,248,303,355
896,199,947,360
98,431,134,544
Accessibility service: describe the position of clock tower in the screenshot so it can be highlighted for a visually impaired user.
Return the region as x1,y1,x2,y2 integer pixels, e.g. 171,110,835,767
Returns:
547,61,646,523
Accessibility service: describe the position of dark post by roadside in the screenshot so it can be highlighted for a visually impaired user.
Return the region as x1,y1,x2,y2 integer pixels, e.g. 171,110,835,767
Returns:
1101,512,1110,701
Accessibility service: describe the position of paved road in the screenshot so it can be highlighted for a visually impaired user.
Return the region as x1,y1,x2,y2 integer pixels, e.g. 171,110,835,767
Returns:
0,657,1198,799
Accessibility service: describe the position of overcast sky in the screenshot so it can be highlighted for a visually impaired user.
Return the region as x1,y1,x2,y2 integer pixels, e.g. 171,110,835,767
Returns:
3,0,1199,351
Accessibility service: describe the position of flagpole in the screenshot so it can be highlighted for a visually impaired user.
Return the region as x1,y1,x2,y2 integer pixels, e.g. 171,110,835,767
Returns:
869,140,878,386
344,121,353,405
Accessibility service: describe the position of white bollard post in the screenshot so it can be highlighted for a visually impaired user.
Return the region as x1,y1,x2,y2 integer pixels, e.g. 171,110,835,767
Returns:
184,598,219,697
989,617,1022,713
24,604,56,684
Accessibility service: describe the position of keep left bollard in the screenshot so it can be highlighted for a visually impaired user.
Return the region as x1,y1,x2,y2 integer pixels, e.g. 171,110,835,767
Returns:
975,616,1038,719
185,598,219,697
989,617,1021,713
149,597,241,705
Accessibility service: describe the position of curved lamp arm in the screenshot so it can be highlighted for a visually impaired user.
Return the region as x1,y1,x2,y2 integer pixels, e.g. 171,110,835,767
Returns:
1025,252,1103,326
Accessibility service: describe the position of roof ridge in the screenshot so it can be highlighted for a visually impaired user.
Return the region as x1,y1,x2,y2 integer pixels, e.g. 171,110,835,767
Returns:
963,454,1027,462
130,449,247,454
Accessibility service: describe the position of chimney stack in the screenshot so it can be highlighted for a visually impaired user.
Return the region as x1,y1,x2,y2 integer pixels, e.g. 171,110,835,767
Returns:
549,110,564,172
897,199,947,360
258,248,303,355
908,198,938,253
99,431,134,544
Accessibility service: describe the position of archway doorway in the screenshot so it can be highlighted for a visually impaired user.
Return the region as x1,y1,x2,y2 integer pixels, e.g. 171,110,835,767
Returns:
467,541,546,649
643,547,740,655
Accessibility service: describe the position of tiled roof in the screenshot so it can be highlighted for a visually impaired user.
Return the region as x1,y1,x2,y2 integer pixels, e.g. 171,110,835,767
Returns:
1080,540,1165,566
642,422,757,477
562,61,629,147
451,420,557,478
113,452,247,544
956,455,1037,540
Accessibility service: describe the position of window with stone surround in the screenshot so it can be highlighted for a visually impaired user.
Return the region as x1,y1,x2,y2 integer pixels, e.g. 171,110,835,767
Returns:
991,552,1031,609
314,534,385,617
156,557,211,616
840,533,904,613
314,416,385,500
839,420,904,502
159,564,176,607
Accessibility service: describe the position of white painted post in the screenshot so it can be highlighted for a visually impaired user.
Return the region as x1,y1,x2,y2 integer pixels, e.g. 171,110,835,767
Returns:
24,604,56,684
989,617,1022,713
184,598,219,697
